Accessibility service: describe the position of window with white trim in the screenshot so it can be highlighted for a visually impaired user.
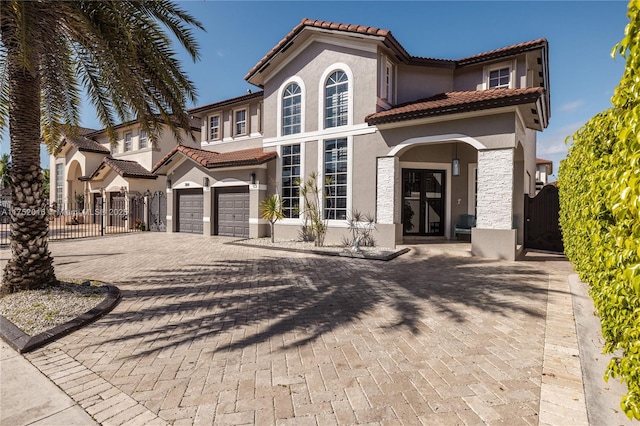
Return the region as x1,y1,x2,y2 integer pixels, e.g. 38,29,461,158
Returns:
124,132,132,152
488,67,510,89
324,71,348,128
281,144,300,218
209,115,221,140
384,60,394,103
324,138,348,220
55,163,63,207
282,83,302,136
234,109,247,136
139,130,147,149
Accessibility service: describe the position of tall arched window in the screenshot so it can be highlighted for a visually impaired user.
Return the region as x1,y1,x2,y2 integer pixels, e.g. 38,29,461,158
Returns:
282,83,302,135
324,71,348,128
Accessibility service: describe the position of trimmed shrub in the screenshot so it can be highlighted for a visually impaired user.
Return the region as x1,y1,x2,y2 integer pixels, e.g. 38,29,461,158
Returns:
559,2,640,420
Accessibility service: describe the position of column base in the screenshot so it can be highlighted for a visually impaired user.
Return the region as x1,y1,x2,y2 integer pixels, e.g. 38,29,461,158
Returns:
471,228,517,261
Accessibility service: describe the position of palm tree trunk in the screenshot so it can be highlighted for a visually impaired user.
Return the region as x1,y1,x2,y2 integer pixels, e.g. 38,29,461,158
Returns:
1,25,57,293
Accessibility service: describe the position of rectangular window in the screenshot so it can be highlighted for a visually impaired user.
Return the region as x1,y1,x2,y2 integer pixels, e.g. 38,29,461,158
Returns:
385,61,394,102
124,132,132,152
281,144,301,218
139,130,147,149
235,109,246,136
324,138,348,220
55,163,64,207
209,115,220,140
489,67,510,89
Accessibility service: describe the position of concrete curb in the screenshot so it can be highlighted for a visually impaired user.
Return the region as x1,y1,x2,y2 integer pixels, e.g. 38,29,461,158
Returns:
0,284,121,354
228,240,411,261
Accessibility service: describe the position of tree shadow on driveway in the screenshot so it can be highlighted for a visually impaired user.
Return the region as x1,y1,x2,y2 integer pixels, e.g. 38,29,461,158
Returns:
86,251,555,359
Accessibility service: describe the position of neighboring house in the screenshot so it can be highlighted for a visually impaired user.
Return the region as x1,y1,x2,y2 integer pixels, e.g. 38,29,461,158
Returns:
49,122,200,220
152,18,550,260
535,157,553,191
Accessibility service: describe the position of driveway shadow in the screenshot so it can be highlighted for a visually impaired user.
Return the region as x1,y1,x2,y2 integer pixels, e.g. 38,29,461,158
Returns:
88,251,555,358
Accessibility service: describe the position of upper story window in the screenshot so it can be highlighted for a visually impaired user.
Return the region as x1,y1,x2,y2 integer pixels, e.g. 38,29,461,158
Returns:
489,67,510,89
209,115,221,140
382,59,395,103
124,132,132,152
235,109,247,136
324,71,348,128
139,130,147,149
55,163,63,207
282,83,302,136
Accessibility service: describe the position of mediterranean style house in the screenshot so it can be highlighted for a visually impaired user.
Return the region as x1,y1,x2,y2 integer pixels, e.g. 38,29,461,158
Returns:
51,18,550,260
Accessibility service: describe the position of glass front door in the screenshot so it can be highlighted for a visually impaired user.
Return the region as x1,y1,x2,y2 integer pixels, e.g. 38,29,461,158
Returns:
403,169,445,236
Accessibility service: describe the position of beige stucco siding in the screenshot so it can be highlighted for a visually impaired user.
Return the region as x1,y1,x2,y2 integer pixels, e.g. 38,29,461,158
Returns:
377,113,517,151
262,41,378,138
395,65,453,103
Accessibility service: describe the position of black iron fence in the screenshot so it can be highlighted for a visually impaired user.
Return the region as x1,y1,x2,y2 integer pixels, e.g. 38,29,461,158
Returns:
0,191,166,246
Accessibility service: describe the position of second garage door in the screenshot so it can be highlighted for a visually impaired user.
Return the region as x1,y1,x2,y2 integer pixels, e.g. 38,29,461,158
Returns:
217,187,249,238
177,189,203,234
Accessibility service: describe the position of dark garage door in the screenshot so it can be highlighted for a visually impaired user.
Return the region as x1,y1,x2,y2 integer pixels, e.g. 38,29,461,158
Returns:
217,187,249,238
177,189,203,234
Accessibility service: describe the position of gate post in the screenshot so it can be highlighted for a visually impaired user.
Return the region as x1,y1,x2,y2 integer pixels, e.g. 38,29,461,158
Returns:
143,191,150,231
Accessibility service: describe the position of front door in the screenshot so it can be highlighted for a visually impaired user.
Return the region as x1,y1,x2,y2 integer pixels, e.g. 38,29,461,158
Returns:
403,169,445,236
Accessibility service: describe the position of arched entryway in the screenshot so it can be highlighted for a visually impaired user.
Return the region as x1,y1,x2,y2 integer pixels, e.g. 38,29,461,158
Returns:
375,134,484,245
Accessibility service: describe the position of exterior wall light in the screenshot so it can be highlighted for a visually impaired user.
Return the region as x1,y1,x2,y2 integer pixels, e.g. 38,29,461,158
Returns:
251,173,256,185
166,179,172,189
452,143,460,176
452,158,460,176
203,177,210,188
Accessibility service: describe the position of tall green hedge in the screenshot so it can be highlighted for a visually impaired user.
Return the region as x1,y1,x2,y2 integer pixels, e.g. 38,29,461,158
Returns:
559,1,640,420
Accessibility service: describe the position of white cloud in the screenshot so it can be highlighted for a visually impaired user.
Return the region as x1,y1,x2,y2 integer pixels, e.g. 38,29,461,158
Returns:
216,50,224,57
559,100,584,112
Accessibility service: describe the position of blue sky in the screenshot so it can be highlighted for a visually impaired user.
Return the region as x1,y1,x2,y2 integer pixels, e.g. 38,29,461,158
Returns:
0,1,630,181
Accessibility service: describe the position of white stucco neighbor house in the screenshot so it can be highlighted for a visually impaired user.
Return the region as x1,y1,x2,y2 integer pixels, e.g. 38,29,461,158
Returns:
535,157,553,191
52,18,551,261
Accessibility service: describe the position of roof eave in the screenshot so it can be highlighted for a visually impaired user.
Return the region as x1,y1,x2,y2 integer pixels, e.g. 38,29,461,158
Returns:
366,93,543,126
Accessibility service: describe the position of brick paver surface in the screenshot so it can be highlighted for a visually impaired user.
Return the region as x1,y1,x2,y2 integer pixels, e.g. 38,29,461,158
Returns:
2,233,582,425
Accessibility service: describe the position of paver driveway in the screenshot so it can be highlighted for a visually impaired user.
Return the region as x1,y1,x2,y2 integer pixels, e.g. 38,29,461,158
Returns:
3,234,583,425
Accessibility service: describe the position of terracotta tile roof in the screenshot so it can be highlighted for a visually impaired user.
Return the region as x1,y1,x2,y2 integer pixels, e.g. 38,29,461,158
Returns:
61,135,109,154
365,87,545,125
188,91,264,115
536,158,552,164
245,18,547,84
84,157,156,181
153,145,277,173
456,38,548,67
245,18,408,82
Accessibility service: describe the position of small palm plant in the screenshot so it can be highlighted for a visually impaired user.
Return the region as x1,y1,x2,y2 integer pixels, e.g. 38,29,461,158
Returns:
260,194,284,243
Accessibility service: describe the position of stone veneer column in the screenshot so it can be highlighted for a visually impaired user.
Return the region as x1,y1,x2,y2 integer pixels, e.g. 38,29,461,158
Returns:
376,156,400,224
476,148,514,230
472,148,518,260
376,156,401,248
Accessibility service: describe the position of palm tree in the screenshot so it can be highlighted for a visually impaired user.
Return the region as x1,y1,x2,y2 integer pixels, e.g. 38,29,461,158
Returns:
260,194,284,243
0,154,10,189
0,1,204,293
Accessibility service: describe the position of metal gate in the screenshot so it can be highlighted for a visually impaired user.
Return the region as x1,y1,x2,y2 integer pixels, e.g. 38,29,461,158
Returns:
148,191,167,232
524,185,563,253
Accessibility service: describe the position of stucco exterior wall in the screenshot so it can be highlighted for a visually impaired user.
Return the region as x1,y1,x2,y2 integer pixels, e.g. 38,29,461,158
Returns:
377,113,517,151
395,65,453,104
262,41,378,139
